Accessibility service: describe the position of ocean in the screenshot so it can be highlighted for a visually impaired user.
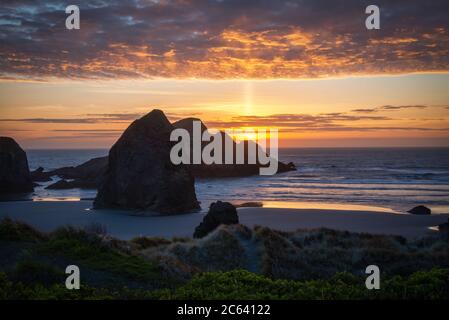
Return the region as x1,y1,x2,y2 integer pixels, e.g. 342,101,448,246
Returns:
26,148,449,214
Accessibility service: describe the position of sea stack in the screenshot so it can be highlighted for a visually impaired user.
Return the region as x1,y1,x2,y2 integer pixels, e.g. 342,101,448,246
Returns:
0,137,34,194
93,110,199,214
172,117,296,177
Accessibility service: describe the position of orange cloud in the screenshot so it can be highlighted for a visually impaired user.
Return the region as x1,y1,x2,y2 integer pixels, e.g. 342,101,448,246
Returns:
1,0,449,80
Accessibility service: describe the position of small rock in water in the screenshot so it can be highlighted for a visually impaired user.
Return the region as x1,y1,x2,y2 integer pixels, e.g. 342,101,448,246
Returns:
438,219,449,232
194,201,239,238
407,205,431,215
235,202,263,208
30,167,53,182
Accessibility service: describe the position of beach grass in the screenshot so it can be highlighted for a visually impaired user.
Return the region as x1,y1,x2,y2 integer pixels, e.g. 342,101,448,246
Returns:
1,218,448,300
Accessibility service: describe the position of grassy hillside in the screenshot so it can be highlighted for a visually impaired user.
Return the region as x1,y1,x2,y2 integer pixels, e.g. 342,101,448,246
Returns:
0,218,448,300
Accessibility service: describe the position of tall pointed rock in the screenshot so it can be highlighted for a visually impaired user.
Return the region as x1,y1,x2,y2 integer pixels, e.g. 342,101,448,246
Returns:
0,137,34,194
94,110,199,214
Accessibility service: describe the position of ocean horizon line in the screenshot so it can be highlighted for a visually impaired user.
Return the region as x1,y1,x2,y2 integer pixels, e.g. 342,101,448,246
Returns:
24,146,449,151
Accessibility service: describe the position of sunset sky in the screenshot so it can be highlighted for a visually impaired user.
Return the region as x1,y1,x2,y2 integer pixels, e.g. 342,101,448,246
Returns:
1,0,449,148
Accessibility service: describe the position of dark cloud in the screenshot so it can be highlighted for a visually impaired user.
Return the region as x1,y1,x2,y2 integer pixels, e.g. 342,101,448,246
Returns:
0,112,142,123
0,111,206,124
0,128,33,131
204,106,449,132
84,113,143,120
280,126,449,132
205,112,449,132
4,105,440,130
3,106,447,136
1,0,448,79
51,129,123,132
34,132,121,140
351,105,429,113
351,108,378,113
0,118,100,124
205,112,392,129
382,105,428,110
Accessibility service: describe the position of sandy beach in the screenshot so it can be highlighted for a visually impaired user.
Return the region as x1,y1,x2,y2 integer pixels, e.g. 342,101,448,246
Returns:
0,200,447,239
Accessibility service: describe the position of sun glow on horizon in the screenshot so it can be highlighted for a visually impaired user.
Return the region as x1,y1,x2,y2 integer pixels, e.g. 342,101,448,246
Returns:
243,81,254,115
226,127,274,144
1,73,449,149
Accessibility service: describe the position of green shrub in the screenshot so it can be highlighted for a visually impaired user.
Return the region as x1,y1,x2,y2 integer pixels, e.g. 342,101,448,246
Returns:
1,266,448,300
11,260,64,285
154,268,449,300
0,218,46,242
131,236,171,249
38,226,160,282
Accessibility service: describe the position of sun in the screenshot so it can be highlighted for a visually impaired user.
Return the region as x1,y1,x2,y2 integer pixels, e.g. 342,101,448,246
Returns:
228,127,269,142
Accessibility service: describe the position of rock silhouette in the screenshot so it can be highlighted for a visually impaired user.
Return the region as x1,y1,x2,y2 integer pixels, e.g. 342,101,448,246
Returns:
45,179,73,190
193,201,239,238
408,205,431,215
172,118,296,177
0,137,33,194
30,167,52,182
33,113,296,191
94,110,199,214
438,219,449,232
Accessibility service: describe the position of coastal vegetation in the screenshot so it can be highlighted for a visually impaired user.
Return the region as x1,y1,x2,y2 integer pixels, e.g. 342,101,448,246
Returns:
1,218,448,300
